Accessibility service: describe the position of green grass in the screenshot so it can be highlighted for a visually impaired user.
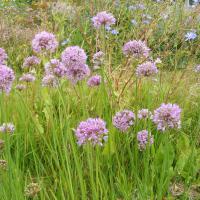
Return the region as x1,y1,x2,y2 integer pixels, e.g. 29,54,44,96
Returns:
0,0,200,199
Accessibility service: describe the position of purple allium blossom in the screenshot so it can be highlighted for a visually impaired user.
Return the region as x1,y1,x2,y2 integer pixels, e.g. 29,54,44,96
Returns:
194,65,200,73
75,118,108,146
137,130,153,150
123,40,150,58
19,73,36,82
16,84,26,91
185,31,197,41
23,56,40,69
87,75,101,87
61,46,87,66
138,109,152,120
92,11,116,29
0,48,8,64
42,74,58,88
136,61,158,77
0,65,15,94
45,59,66,77
153,103,181,131
61,46,90,83
113,110,135,132
0,123,15,134
32,31,58,53
92,51,105,68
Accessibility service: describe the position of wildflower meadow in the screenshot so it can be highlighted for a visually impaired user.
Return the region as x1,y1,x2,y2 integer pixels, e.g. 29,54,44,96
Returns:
0,0,200,199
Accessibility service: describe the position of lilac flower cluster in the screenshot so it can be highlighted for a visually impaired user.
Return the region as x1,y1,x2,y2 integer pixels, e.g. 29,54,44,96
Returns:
75,118,108,146
92,11,116,29
0,48,8,64
87,75,101,87
61,46,90,83
23,56,40,69
0,65,15,94
136,61,158,77
19,73,36,83
153,103,181,131
92,51,105,69
0,123,15,134
45,59,66,77
42,74,58,88
16,84,26,91
32,31,58,53
123,40,150,58
137,130,153,150
138,109,152,120
113,110,135,132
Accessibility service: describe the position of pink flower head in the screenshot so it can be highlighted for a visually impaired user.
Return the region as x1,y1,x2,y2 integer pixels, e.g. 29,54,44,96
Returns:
75,118,108,146
0,48,8,64
92,11,116,29
19,73,36,82
153,103,181,131
113,110,135,132
123,40,150,58
137,130,153,150
23,56,40,69
136,61,158,77
0,64,15,94
32,31,58,53
42,74,58,88
87,75,101,87
138,109,152,120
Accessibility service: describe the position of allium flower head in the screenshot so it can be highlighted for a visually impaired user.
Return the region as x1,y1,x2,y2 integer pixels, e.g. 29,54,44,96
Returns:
185,31,197,41
137,130,153,150
75,118,108,146
87,75,101,87
61,46,90,83
16,84,26,91
113,110,135,132
0,48,8,64
0,123,15,134
23,56,40,69
138,109,152,119
32,31,58,53
25,183,40,198
45,59,66,77
136,61,158,77
42,74,58,88
123,40,150,58
92,51,104,68
0,65,15,94
153,103,181,131
92,11,116,29
61,46,87,66
194,65,200,73
19,73,36,82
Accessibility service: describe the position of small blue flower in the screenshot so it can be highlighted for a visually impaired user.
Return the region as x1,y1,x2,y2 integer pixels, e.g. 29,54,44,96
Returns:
61,39,70,46
143,20,151,24
105,26,111,31
185,31,197,41
111,29,119,35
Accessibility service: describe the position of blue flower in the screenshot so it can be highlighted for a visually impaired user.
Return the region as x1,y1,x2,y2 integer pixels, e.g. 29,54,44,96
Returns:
105,26,112,31
131,19,137,25
185,31,197,41
61,39,70,46
111,29,119,35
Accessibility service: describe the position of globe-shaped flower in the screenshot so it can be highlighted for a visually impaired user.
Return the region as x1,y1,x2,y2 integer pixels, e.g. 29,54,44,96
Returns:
0,48,8,64
123,40,150,58
42,74,58,88
0,64,15,94
113,110,135,132
0,123,15,134
92,51,104,68
138,109,152,120
136,61,158,77
45,59,66,77
23,56,40,69
137,130,153,150
32,31,58,53
87,75,101,87
75,118,108,146
92,11,116,29
153,103,181,131
19,73,36,83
